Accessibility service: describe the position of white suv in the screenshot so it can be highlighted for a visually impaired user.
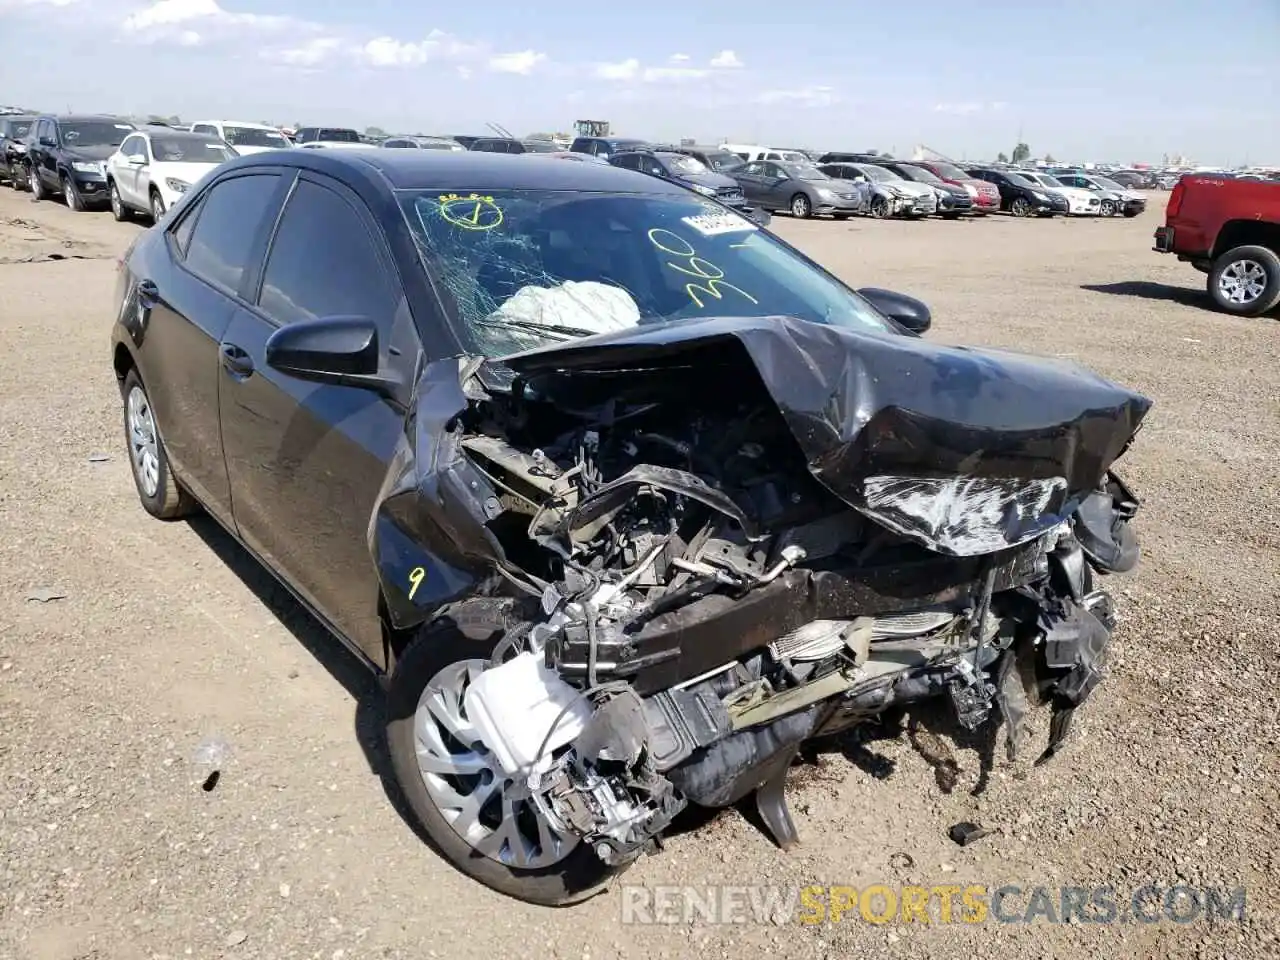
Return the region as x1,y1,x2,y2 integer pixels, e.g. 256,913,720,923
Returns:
187,120,291,156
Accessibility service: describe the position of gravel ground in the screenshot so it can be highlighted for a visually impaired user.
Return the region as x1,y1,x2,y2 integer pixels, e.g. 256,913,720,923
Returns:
1,188,1276,960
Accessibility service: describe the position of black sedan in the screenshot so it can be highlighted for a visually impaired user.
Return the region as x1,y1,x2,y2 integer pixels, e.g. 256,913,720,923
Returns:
967,167,1068,217
729,159,865,218
109,148,939,903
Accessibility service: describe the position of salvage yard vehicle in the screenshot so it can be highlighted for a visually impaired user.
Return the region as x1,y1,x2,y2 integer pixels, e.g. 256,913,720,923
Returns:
1154,173,1280,317
729,159,865,218
1053,172,1147,218
1,115,34,188
111,149,1150,906
188,120,292,155
25,114,136,210
875,160,973,218
607,146,759,221
901,160,1001,214
819,162,937,219
105,127,238,222
966,167,1068,217
1017,170,1102,216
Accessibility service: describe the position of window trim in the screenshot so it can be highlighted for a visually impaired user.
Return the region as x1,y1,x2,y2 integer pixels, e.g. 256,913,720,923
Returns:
246,171,402,336
169,168,293,303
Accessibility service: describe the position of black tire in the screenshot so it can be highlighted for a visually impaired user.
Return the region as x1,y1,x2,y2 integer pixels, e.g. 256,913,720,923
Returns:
150,189,166,222
1207,245,1280,317
1011,197,1031,217
10,161,28,191
28,164,45,200
386,615,628,905
1123,208,1140,218
941,212,961,220
120,369,196,519
62,173,84,212
1099,199,1116,217
109,180,131,222
869,195,891,219
789,193,811,218
833,213,851,220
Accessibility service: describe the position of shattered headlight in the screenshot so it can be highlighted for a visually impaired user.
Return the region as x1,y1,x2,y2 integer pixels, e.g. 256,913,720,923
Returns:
860,474,1071,557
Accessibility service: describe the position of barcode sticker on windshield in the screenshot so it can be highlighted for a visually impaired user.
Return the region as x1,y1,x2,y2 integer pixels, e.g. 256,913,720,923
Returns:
681,212,758,236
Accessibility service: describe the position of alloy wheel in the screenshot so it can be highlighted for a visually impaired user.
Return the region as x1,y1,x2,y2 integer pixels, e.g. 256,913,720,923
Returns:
414,659,578,869
870,196,890,218
1217,259,1267,306
1012,198,1030,217
1100,200,1116,216
110,183,124,220
126,385,160,498
29,166,41,197
151,192,166,221
791,195,810,218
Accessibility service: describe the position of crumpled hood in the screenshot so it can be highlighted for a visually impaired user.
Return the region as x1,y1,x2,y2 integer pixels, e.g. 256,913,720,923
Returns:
502,315,1152,556
679,171,739,191
882,181,936,199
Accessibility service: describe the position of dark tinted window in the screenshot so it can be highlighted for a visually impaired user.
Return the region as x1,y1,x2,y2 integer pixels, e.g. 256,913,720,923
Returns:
318,128,360,143
294,128,316,143
258,180,396,332
383,139,414,148
612,153,641,170
183,174,281,293
172,193,205,256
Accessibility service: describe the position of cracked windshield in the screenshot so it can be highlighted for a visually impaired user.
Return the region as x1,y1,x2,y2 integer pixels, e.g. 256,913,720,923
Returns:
403,189,892,356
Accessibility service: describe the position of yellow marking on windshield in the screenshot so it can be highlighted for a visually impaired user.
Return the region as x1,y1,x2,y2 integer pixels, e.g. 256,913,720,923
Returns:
647,227,759,310
438,193,504,231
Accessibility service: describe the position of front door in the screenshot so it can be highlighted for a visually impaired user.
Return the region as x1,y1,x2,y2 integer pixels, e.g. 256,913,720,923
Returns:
217,173,417,661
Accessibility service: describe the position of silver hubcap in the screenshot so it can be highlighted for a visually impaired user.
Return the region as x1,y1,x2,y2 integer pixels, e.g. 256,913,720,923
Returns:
126,385,160,498
152,195,164,218
1219,260,1267,305
29,168,38,192
415,659,577,868
792,197,807,216
111,186,121,215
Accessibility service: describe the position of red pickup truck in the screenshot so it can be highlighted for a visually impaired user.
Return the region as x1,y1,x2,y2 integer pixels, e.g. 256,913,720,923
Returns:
1153,175,1280,317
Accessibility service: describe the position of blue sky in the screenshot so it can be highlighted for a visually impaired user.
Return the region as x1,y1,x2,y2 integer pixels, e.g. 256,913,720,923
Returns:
1,0,1276,164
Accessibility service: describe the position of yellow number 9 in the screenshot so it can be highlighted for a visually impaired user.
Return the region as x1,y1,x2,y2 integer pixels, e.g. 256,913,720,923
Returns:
407,566,426,600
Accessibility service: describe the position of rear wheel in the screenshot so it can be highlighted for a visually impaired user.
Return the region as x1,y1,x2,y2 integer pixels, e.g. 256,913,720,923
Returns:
789,193,811,218
385,617,627,905
1207,245,1280,317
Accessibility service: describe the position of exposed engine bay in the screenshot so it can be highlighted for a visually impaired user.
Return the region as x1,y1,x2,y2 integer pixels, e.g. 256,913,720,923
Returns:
374,317,1151,873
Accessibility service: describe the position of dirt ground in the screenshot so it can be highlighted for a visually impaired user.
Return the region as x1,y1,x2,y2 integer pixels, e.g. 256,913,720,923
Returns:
1,187,1276,960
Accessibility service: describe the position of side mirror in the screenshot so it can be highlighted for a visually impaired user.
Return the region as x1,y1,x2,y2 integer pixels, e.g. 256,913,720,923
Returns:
857,287,932,335
265,316,398,395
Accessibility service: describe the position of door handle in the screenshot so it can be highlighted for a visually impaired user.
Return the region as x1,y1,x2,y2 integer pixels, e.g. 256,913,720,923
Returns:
136,279,159,306
219,343,254,378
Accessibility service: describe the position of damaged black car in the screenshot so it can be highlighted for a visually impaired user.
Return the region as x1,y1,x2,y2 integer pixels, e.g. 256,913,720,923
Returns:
109,149,1151,905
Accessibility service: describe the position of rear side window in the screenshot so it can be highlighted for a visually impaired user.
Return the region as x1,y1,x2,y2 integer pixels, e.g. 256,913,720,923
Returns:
258,179,396,333
183,173,281,294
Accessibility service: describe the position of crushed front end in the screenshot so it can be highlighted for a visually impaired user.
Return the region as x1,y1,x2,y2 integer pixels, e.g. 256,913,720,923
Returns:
374,316,1151,870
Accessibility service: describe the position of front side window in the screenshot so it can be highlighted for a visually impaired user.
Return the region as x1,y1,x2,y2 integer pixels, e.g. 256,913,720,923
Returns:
258,180,396,332
399,189,894,358
183,174,281,293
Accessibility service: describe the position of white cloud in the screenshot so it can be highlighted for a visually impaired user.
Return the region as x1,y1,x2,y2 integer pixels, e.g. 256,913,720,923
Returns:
355,29,480,67
642,65,709,83
934,101,1006,116
668,52,690,62
178,28,200,45
709,49,743,69
0,0,79,10
755,84,837,108
275,36,344,67
457,65,473,80
595,58,639,80
488,49,546,74
122,0,291,34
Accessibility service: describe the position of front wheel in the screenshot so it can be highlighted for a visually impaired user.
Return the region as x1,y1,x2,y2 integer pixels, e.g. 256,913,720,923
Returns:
1011,197,1031,217
62,173,84,212
869,196,891,219
789,193,811,218
386,619,627,904
1207,245,1280,317
110,181,131,221
121,369,195,519
29,164,45,200
150,189,166,222
1100,199,1116,216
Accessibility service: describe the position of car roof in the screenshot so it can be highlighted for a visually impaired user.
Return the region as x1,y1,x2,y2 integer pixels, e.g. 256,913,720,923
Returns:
43,114,131,123
230,148,688,195
135,128,221,141
191,120,278,129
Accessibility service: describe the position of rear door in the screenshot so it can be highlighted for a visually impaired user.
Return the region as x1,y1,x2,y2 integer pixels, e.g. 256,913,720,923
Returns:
134,169,287,527
216,173,417,660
